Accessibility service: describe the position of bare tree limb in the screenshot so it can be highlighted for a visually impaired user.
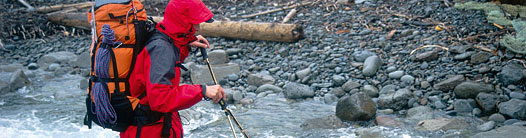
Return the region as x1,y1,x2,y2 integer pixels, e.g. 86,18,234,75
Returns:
282,9,297,23
17,0,35,11
241,2,313,18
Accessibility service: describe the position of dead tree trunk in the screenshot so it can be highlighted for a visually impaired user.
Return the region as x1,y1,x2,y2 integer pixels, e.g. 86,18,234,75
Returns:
48,14,305,42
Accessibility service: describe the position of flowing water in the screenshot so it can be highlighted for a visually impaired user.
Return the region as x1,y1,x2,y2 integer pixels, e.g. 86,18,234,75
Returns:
0,74,429,138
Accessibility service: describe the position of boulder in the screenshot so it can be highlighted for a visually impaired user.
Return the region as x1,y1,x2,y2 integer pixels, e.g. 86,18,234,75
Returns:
375,115,402,128
407,106,434,121
477,121,495,132
378,88,412,110
247,73,275,87
300,115,348,129
498,99,526,119
190,63,240,84
476,93,502,114
342,80,360,92
472,125,526,138
283,82,315,99
362,56,382,77
75,52,91,68
362,85,379,98
454,99,477,113
38,51,78,67
208,50,229,65
255,84,283,93
433,75,464,91
498,62,524,85
454,81,494,99
336,93,377,121
295,68,311,80
417,118,468,131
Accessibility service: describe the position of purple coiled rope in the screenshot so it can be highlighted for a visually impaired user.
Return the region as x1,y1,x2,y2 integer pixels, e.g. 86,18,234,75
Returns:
91,24,121,128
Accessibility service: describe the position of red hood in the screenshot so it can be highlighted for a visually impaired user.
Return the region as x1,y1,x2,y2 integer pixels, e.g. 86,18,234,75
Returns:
157,0,214,46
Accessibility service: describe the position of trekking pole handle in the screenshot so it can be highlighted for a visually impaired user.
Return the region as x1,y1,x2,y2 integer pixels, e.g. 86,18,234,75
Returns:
199,47,208,60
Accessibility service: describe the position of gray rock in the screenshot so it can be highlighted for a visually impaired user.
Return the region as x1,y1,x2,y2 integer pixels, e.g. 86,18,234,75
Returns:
454,99,477,113
433,75,464,91
75,52,90,68
388,71,404,79
336,93,377,121
295,68,311,80
9,70,30,92
190,63,240,84
255,84,283,93
224,88,235,103
401,75,415,84
477,121,496,132
352,50,376,62
470,51,492,64
27,63,39,70
38,51,78,67
488,113,506,123
0,64,23,72
473,108,482,117
47,63,60,71
504,119,520,125
378,88,413,110
332,75,346,86
330,87,346,97
239,98,254,105
380,84,397,94
362,85,379,98
283,82,315,99
510,92,526,100
79,79,88,90
362,56,382,77
386,66,397,73
421,81,431,89
208,50,229,65
498,63,524,85
355,127,385,138
417,118,468,131
233,90,243,102
342,80,360,92
414,51,438,61
225,48,242,55
278,47,289,57
434,101,447,109
300,115,348,130
472,125,526,138
476,93,501,114
375,115,402,128
247,73,275,87
324,94,338,104
498,99,526,120
454,81,494,99
407,106,434,121
454,51,474,61
227,74,239,81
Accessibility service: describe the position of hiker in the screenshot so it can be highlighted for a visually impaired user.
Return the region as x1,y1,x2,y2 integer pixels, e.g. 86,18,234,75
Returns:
120,0,224,137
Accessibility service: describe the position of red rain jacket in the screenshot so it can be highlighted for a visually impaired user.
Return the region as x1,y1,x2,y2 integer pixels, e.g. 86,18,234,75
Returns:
120,0,213,137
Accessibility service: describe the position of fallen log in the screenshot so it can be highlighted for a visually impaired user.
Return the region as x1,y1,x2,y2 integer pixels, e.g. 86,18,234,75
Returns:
34,2,93,13
48,14,304,42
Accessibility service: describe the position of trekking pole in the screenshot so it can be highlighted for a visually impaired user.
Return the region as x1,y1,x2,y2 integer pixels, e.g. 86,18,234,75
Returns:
199,47,249,138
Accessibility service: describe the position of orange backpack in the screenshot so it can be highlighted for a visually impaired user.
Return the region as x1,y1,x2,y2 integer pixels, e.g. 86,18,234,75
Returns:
83,0,156,132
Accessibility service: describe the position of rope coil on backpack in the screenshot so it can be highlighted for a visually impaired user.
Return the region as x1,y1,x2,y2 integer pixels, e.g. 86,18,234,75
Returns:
91,24,122,128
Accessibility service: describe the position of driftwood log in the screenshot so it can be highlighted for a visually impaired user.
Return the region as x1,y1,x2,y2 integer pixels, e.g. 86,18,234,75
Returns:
48,14,304,42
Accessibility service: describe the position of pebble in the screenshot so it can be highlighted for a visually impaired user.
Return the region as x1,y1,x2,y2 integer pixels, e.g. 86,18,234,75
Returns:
400,75,415,84
388,71,404,79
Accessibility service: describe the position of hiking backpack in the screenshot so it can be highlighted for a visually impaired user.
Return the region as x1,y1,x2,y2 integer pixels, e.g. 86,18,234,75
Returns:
83,0,162,133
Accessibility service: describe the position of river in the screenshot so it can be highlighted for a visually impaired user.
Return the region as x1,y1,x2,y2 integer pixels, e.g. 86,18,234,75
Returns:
0,74,426,138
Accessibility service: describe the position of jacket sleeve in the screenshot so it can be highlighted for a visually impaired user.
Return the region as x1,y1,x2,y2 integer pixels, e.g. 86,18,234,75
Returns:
144,39,205,113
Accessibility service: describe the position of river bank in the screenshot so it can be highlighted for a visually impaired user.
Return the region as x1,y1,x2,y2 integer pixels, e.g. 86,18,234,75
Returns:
1,0,526,137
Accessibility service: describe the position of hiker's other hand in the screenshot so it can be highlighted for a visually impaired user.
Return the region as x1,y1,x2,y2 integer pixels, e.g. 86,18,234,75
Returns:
205,85,225,103
189,35,209,48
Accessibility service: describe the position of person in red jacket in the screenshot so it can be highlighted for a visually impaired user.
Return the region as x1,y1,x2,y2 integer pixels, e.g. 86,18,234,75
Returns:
122,0,224,137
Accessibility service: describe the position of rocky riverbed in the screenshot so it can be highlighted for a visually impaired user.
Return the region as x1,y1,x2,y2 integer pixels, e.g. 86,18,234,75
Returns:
2,0,526,137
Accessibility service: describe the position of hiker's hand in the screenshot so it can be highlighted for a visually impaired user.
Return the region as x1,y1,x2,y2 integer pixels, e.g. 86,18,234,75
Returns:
205,85,225,103
189,35,209,48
